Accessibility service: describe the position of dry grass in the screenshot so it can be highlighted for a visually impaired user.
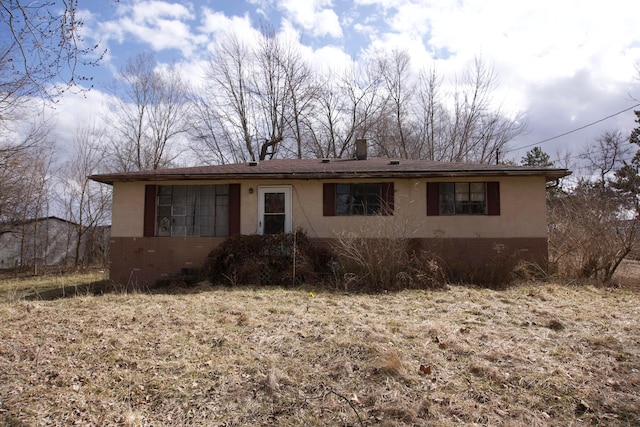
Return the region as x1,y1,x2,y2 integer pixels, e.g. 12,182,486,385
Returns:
0,270,108,301
1,275,640,426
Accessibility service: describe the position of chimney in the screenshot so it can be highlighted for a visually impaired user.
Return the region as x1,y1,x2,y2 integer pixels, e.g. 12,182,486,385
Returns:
355,138,367,160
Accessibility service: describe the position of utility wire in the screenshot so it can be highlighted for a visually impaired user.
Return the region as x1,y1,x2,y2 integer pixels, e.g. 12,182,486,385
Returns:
509,103,640,154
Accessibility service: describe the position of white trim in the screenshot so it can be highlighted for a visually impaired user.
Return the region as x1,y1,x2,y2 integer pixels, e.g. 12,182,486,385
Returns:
257,185,292,234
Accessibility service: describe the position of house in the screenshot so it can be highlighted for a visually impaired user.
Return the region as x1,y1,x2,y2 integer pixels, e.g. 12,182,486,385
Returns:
90,146,570,285
0,216,110,269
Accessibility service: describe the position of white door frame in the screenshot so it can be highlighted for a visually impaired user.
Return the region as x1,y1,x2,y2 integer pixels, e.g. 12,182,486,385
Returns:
257,185,292,234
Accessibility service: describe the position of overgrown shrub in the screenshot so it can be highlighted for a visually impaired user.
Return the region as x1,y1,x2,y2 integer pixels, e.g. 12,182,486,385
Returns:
548,182,638,284
331,232,447,292
204,230,333,286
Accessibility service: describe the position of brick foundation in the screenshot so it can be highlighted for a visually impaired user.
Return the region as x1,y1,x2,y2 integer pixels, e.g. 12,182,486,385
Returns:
109,237,226,285
414,237,548,282
109,236,548,285
415,237,548,267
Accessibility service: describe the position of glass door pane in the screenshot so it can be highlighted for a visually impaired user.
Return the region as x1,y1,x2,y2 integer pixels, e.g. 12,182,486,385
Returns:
258,186,292,235
263,192,285,234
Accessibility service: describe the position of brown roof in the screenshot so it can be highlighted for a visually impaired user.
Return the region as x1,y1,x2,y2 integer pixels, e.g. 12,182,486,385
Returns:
89,157,571,184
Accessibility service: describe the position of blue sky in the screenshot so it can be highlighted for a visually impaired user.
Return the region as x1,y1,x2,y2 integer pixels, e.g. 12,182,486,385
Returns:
48,0,640,167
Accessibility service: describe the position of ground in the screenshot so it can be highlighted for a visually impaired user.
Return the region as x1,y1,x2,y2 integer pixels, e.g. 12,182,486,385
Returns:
0,266,639,426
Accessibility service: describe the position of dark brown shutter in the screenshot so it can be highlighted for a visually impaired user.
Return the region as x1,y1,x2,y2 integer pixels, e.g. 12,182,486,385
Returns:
426,182,440,216
323,183,336,216
381,182,394,215
228,183,241,235
487,181,500,216
143,185,157,237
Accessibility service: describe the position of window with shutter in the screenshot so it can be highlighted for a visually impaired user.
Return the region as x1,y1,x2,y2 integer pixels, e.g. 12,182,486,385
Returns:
143,184,240,236
427,181,500,216
323,182,394,216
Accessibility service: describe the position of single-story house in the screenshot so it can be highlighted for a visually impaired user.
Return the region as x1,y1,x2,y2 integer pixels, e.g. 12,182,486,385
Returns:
90,147,570,285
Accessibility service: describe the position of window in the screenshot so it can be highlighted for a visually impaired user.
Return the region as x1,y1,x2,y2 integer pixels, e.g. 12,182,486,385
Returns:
323,182,394,216
439,182,486,215
427,181,500,216
155,185,229,237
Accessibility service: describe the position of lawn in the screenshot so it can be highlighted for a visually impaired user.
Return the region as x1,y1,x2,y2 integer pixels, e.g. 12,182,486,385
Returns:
1,273,639,426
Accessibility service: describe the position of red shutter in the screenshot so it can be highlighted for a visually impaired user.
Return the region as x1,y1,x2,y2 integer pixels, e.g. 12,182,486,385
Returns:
426,182,440,216
143,185,157,237
228,183,241,235
381,182,394,215
323,183,336,216
487,181,500,215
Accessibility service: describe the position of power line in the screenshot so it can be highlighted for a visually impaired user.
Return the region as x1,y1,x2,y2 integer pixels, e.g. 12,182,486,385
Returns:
509,103,640,153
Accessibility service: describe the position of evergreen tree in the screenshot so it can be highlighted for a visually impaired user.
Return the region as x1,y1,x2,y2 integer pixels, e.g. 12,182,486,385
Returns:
521,146,554,167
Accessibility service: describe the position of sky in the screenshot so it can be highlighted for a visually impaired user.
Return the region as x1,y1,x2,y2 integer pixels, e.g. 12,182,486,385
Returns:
47,0,640,169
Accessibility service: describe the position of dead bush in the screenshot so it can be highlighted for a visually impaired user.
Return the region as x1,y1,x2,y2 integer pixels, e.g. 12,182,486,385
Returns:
548,181,638,284
331,232,447,292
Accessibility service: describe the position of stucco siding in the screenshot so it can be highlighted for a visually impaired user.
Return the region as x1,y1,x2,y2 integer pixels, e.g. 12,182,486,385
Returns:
110,176,547,239
417,176,548,238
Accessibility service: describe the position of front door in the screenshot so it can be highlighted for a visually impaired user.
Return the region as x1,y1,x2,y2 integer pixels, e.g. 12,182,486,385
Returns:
258,186,292,234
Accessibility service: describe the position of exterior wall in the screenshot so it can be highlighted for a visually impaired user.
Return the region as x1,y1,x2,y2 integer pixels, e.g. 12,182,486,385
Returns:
111,183,146,237
288,176,548,239
111,176,548,238
312,236,548,279
418,236,548,271
109,236,226,285
108,176,549,284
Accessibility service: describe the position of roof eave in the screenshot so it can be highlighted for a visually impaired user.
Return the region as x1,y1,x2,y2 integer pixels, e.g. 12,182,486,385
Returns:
89,168,571,184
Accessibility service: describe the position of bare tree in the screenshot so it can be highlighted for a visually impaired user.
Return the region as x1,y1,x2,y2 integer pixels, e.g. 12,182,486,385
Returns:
580,130,631,185
414,66,447,160
305,76,343,158
253,26,290,160
24,144,54,273
0,2,105,261
3,135,55,272
193,28,317,162
413,57,526,163
549,180,637,283
0,0,104,116
0,120,53,223
195,32,256,163
60,123,112,268
361,54,526,163
305,64,381,158
372,49,415,159
193,39,524,163
189,96,240,165
106,53,190,171
549,129,637,283
280,39,318,159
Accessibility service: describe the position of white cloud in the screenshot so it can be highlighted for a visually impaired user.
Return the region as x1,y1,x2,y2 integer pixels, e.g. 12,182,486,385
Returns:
277,0,342,38
199,9,255,36
198,9,262,55
96,1,205,57
309,45,357,76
